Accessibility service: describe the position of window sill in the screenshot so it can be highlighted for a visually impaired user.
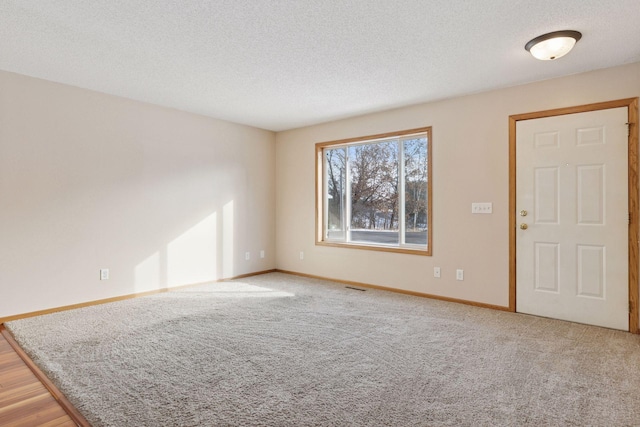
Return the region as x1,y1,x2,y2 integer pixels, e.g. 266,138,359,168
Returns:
316,240,431,256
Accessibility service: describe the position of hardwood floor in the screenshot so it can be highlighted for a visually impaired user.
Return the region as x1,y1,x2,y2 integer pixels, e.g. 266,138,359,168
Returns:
0,325,89,427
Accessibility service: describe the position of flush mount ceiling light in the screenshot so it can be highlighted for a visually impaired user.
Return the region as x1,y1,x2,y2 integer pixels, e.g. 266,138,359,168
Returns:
525,30,582,60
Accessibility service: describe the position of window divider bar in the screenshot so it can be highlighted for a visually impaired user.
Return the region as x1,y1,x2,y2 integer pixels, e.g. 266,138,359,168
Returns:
345,147,351,243
323,152,329,240
399,140,406,246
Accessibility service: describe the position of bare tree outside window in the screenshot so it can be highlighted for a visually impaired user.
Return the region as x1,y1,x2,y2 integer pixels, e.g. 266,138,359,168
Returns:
404,137,428,245
326,148,346,240
349,141,399,244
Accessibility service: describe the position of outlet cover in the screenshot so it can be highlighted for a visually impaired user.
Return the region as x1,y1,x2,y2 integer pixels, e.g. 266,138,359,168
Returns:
434,267,441,278
456,269,464,281
100,269,109,280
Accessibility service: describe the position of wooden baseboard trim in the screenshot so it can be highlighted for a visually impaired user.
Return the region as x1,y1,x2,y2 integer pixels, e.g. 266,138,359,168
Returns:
2,267,508,322
230,269,277,280
275,269,511,312
0,324,91,427
0,269,277,324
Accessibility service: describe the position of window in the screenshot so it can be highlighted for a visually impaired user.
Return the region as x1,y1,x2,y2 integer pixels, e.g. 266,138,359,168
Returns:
316,127,432,255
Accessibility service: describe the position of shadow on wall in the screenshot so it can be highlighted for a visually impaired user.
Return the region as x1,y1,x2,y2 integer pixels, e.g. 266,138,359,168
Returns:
134,201,236,293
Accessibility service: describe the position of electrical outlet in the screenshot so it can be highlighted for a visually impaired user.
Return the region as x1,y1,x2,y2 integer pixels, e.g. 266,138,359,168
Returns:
245,252,250,261
100,269,109,280
434,267,441,278
260,250,265,259
299,251,304,260
456,269,464,281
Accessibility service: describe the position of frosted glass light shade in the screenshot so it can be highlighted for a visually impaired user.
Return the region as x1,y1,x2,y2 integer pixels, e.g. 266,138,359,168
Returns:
525,30,582,61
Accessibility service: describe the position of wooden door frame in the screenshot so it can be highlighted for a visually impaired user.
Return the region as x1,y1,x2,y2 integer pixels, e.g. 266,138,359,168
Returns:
509,98,639,334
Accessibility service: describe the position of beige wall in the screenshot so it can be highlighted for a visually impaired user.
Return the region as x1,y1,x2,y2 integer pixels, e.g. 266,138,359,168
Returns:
2,62,638,320
0,71,276,318
275,62,640,308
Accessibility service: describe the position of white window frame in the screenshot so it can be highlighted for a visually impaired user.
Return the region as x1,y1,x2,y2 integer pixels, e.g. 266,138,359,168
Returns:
316,127,432,256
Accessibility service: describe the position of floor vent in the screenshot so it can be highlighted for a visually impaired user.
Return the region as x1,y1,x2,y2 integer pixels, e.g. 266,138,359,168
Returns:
345,286,366,292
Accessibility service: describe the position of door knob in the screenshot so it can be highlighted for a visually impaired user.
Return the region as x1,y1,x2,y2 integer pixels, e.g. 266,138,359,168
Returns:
520,210,528,217
520,223,528,230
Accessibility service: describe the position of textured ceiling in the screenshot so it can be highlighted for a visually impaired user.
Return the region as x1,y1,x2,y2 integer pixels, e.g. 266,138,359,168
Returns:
1,1,639,131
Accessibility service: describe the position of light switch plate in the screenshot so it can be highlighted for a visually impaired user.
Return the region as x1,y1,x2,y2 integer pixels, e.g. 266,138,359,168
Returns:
472,202,493,214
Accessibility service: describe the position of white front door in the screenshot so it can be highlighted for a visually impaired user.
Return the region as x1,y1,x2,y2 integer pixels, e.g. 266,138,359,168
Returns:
516,107,629,330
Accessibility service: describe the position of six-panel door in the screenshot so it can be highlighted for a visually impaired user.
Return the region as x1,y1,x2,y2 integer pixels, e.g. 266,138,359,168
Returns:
516,107,629,331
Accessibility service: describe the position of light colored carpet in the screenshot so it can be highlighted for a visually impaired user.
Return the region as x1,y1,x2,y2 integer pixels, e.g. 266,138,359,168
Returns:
6,272,640,426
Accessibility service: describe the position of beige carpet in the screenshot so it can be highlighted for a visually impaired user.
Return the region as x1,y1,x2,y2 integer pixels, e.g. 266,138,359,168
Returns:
6,272,640,426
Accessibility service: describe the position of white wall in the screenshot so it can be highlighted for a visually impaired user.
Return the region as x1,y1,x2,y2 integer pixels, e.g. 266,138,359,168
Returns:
275,62,640,308
0,71,276,318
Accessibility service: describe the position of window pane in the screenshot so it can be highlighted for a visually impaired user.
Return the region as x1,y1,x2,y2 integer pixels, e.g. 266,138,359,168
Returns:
326,148,346,240
348,141,399,245
404,137,428,245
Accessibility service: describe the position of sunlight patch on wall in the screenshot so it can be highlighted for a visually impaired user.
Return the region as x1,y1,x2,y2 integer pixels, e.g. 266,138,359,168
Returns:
223,200,234,278
134,251,161,292
167,211,217,287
